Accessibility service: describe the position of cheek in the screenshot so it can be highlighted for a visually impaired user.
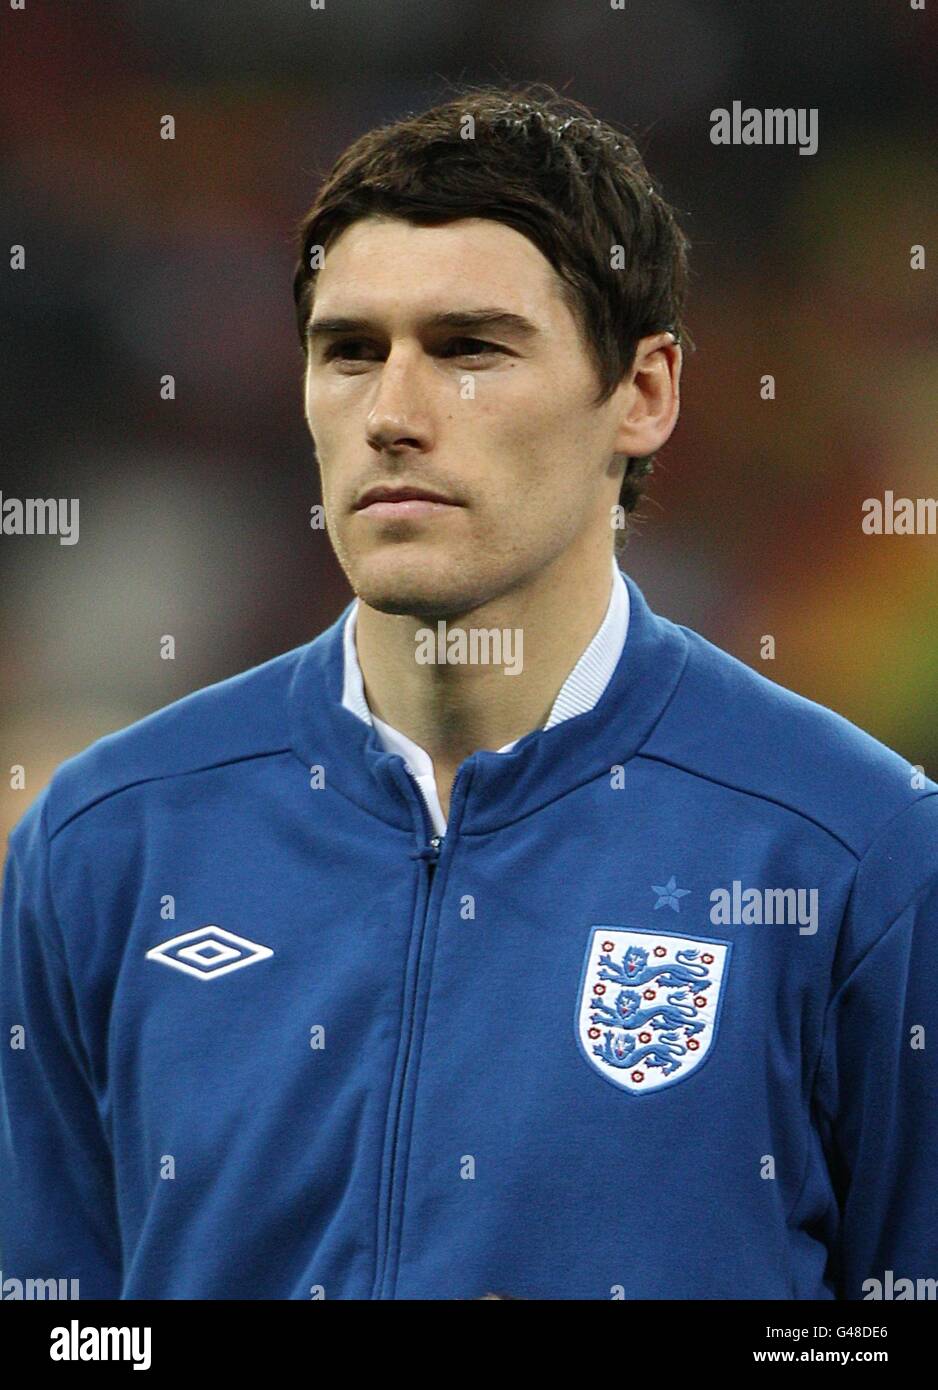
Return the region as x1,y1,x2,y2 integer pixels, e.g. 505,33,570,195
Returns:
304,379,324,434
304,369,338,424
498,387,580,461
304,392,346,478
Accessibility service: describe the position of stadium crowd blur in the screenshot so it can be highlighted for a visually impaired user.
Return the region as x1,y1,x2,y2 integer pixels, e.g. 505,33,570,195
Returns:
2,0,936,842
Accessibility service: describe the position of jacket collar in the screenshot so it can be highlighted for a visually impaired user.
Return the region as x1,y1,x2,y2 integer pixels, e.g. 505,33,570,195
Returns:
341,552,629,754
286,567,689,836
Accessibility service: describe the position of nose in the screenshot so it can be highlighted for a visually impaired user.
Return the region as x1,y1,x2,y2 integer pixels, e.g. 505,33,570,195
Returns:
365,346,432,454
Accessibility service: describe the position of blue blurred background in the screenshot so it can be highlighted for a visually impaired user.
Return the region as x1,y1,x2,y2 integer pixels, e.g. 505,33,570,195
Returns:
2,0,936,841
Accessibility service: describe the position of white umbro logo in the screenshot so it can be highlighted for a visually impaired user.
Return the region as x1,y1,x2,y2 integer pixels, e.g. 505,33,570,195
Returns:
146,926,273,980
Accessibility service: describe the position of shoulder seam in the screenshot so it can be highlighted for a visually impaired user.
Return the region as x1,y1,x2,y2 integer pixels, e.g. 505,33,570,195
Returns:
632,752,932,860
48,745,294,843
36,794,69,969
809,791,938,1124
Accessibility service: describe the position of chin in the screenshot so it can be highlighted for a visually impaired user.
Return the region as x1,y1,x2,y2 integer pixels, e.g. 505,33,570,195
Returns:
348,546,487,621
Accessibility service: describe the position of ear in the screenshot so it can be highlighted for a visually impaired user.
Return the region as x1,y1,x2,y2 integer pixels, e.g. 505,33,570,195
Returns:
611,332,682,459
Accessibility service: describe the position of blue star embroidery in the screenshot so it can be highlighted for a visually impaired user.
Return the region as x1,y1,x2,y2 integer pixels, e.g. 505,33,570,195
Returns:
652,876,691,912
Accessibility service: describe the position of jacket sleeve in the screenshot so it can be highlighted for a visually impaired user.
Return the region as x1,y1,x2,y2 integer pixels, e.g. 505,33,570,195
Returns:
0,789,123,1298
813,792,938,1300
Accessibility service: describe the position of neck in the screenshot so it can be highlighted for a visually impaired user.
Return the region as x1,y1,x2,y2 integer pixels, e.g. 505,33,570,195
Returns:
353,543,616,770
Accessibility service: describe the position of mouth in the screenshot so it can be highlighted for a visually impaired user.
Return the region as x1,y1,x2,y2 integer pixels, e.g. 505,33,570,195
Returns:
353,486,463,520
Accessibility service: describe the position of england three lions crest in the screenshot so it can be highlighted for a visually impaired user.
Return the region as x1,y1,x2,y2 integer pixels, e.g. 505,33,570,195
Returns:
576,927,732,1094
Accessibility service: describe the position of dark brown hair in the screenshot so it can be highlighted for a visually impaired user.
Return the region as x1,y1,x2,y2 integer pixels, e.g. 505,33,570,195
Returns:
292,82,694,549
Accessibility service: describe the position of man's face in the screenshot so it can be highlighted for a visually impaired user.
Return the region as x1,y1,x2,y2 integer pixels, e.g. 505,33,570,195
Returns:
303,215,629,620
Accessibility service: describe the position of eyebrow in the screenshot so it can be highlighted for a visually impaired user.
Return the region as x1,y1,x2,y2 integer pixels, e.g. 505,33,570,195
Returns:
305,308,542,344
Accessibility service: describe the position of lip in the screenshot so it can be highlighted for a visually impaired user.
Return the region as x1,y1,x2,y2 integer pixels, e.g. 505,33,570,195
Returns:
356,497,459,520
354,486,463,516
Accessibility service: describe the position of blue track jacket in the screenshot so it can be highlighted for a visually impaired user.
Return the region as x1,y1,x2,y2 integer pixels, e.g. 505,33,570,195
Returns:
2,571,937,1300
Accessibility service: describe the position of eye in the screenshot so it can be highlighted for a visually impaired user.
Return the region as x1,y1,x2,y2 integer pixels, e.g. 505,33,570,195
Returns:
439,337,504,358
320,336,506,364
323,340,378,361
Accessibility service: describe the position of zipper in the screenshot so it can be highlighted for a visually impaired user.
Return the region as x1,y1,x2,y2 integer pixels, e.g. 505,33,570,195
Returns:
373,762,470,1298
418,835,443,884
373,831,441,1299
371,760,446,1299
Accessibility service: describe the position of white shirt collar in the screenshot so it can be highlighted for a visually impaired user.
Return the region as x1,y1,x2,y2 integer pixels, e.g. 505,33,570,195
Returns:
341,554,629,834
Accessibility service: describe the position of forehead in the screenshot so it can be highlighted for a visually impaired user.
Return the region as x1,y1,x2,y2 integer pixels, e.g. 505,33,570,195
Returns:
312,215,567,321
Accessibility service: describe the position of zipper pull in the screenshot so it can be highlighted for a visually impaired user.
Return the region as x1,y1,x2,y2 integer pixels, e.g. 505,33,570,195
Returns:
409,835,443,866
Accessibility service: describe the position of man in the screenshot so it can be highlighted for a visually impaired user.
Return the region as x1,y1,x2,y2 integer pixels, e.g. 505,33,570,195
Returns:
2,84,936,1301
